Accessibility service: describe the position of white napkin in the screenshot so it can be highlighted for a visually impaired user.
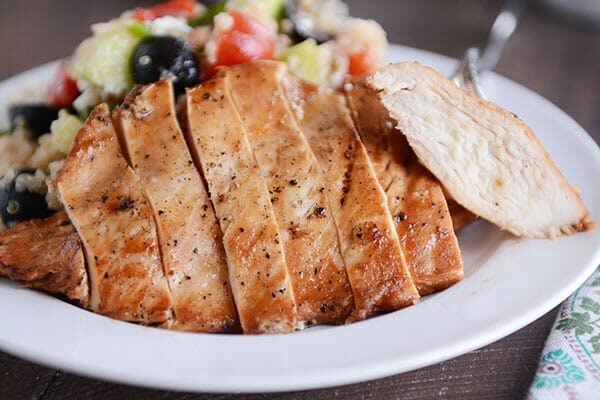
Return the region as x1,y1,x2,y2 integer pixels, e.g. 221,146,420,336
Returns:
527,267,600,399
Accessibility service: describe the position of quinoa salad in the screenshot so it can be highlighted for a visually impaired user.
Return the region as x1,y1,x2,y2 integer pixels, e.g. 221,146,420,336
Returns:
0,0,388,231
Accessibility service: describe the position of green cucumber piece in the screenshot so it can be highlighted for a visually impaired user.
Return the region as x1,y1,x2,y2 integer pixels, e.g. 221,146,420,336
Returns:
128,21,151,38
72,23,144,96
50,110,83,154
280,39,331,85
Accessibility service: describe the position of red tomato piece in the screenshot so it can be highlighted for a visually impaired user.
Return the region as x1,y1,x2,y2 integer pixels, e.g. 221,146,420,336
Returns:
214,11,275,66
48,64,79,109
133,0,198,21
348,52,379,77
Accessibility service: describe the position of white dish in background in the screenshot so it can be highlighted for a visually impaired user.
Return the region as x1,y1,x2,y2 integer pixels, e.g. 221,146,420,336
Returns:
0,44,599,393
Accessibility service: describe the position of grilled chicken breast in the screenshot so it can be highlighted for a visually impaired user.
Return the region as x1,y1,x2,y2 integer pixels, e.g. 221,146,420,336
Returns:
223,62,354,325
346,82,463,295
185,78,298,333
0,212,88,305
115,80,239,332
55,104,173,323
365,62,593,238
284,75,419,320
446,198,477,231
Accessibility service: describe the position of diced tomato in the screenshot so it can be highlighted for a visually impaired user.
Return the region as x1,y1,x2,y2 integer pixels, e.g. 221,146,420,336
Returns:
214,11,275,67
348,52,379,77
48,64,80,109
132,0,198,21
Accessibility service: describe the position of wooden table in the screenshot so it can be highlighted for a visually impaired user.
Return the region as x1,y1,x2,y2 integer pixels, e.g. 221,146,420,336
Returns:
0,1,598,398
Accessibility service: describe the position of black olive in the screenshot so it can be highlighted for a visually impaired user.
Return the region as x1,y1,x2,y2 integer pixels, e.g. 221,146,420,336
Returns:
0,169,54,228
131,36,200,95
285,0,349,43
9,104,60,139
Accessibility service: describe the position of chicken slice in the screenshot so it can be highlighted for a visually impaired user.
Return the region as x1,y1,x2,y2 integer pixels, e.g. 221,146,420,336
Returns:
224,62,354,325
364,62,593,238
446,198,477,231
346,82,463,294
283,75,419,320
55,104,173,324
0,212,88,306
114,80,239,332
185,78,298,333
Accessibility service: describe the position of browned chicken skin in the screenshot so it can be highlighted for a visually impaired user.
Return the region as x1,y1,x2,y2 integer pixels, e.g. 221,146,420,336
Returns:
346,82,463,295
55,104,173,324
222,62,354,325
115,80,239,332
284,75,420,320
185,78,299,333
0,212,88,306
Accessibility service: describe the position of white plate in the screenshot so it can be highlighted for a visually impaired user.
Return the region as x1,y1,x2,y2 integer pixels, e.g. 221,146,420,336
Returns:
0,44,599,393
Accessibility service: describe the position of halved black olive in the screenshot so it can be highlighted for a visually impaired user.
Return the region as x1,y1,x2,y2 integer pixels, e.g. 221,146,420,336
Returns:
286,0,349,43
0,169,54,228
9,104,60,139
131,36,200,95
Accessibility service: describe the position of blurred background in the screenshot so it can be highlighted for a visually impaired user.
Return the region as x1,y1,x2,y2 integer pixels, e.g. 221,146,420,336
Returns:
0,0,598,135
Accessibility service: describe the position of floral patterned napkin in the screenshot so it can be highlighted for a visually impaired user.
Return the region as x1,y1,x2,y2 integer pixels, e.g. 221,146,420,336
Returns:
527,267,600,399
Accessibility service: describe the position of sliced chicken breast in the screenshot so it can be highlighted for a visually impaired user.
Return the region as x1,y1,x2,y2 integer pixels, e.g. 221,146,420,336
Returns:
365,62,593,238
224,62,354,325
114,80,239,332
446,198,477,231
55,104,173,323
283,75,419,320
346,82,463,295
185,78,298,333
0,212,88,306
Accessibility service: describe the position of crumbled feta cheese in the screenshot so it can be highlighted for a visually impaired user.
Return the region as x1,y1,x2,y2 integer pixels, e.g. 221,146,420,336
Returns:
73,86,102,114
335,18,388,67
322,42,348,88
205,12,235,64
292,0,349,37
149,16,193,39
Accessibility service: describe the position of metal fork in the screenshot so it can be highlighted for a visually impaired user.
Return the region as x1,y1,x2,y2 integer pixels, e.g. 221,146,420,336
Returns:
451,0,529,98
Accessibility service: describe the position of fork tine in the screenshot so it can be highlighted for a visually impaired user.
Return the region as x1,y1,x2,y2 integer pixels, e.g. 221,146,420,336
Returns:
452,48,486,99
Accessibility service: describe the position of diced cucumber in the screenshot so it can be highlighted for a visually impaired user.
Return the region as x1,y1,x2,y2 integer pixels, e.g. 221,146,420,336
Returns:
260,0,285,19
71,22,145,96
128,21,151,38
227,0,285,20
280,39,331,85
50,110,83,154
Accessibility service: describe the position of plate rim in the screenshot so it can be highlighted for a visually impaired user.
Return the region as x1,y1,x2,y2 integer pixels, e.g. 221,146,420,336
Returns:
0,43,599,393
